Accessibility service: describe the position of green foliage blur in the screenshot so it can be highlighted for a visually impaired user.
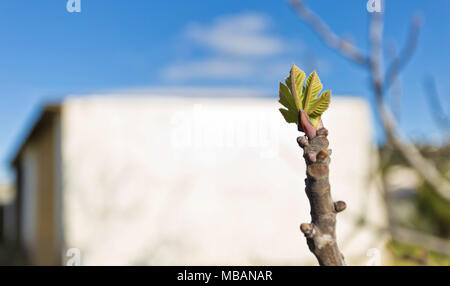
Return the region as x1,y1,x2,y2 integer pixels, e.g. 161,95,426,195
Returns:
381,144,450,238
387,240,450,266
381,144,450,265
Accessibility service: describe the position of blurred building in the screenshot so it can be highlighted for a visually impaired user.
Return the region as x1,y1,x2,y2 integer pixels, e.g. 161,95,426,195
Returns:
0,182,15,263
385,165,422,224
0,184,12,243
1,90,389,265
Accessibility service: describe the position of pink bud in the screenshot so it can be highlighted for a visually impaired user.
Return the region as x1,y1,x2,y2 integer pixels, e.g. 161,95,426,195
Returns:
298,110,317,138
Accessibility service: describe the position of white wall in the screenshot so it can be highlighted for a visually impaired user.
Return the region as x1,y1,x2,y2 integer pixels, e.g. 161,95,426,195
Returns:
61,94,388,265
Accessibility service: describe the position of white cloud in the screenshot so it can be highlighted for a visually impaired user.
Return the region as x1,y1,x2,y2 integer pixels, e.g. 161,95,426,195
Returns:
185,12,286,57
160,12,300,82
160,12,333,83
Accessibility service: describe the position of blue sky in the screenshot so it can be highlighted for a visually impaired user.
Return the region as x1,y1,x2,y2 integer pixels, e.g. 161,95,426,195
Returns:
0,0,449,182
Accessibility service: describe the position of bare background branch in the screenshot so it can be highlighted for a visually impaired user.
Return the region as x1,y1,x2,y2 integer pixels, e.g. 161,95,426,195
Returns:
423,75,450,137
288,0,369,66
384,15,422,92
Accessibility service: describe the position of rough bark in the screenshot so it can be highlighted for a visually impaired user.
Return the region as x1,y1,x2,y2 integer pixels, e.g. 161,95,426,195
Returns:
297,128,346,266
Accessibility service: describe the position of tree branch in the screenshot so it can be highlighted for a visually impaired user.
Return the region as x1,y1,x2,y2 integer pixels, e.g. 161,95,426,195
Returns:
297,129,346,266
368,13,450,201
288,0,369,66
384,15,422,92
379,106,450,200
423,75,450,135
385,42,404,122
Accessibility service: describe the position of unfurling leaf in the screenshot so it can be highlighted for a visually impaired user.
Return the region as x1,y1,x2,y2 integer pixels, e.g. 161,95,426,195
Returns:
303,71,323,112
278,64,331,132
308,90,330,118
285,64,306,110
279,108,298,124
279,82,297,112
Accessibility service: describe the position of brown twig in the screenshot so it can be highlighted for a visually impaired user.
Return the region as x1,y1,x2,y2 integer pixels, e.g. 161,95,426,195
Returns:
297,129,346,266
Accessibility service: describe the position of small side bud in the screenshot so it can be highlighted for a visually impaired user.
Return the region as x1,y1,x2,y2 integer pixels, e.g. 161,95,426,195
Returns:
306,151,317,163
317,128,328,137
317,149,328,161
297,136,309,148
300,223,314,237
334,201,347,213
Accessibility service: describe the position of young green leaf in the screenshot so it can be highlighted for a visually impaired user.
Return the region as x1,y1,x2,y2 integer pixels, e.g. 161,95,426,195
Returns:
285,64,306,110
278,81,299,125
308,90,331,118
279,82,297,111
303,71,323,112
278,64,331,129
309,116,322,129
279,108,298,124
